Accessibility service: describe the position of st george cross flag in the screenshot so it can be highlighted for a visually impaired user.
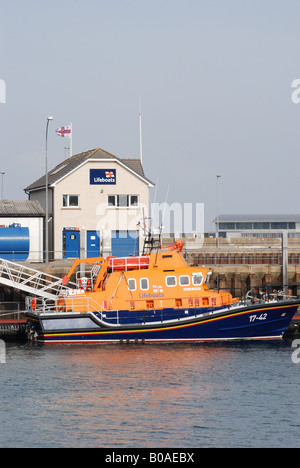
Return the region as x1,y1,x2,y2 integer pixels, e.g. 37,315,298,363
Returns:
56,126,71,138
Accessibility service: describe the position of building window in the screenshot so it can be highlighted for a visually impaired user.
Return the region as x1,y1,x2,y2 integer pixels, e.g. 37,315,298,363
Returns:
63,195,79,207
108,195,139,207
108,195,116,207
118,195,128,207
236,222,253,230
271,222,288,230
219,222,235,230
130,195,138,206
253,222,270,230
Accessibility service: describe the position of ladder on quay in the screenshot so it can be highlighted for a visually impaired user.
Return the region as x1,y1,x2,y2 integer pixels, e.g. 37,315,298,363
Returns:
0,258,76,300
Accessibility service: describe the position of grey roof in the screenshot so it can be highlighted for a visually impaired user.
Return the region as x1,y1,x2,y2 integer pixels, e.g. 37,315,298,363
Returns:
214,214,300,223
0,200,44,216
24,147,153,192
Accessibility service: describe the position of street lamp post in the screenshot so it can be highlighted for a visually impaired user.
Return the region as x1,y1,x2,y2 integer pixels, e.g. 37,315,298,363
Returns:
216,174,221,248
45,116,53,264
0,172,5,200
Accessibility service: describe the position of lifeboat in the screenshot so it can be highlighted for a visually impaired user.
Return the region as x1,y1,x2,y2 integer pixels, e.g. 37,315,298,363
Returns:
25,237,300,344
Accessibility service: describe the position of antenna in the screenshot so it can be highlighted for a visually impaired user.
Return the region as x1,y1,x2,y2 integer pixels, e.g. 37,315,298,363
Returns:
139,99,143,164
153,184,170,264
70,122,73,157
149,176,159,228
161,184,170,232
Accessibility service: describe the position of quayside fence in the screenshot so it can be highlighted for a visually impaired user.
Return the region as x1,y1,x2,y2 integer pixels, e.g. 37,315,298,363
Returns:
187,251,300,266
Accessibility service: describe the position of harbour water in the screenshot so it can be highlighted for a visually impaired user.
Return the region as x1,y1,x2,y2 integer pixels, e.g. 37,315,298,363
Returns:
0,340,300,448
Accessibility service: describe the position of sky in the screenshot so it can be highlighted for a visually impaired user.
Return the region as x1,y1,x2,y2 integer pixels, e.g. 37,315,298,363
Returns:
1,0,300,231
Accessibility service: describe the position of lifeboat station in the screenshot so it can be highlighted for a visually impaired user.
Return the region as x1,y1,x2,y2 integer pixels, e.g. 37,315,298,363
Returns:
0,151,300,340
24,147,154,260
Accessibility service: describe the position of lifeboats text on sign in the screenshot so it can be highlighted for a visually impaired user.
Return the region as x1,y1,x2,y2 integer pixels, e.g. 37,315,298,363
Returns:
90,169,116,185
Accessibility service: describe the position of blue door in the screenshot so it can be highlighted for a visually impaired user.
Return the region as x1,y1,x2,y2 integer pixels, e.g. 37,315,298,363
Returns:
87,231,100,258
63,229,80,258
111,231,139,257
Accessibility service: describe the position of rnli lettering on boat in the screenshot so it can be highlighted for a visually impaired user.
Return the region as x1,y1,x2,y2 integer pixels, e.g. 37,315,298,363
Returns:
139,292,165,299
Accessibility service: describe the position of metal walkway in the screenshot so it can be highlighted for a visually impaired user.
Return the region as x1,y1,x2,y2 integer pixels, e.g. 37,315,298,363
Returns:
0,258,76,300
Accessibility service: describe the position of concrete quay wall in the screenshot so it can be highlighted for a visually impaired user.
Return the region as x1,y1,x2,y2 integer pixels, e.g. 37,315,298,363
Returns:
200,264,300,299
184,237,300,298
1,237,300,302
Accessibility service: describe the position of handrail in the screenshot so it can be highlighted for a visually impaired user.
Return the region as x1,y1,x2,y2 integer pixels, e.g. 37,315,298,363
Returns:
27,295,104,315
0,257,77,300
245,288,299,301
107,256,150,272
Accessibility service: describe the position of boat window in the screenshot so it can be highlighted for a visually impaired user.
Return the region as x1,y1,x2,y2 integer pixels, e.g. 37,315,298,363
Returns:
166,276,177,287
192,273,203,286
179,275,190,286
205,272,212,284
128,279,136,291
140,278,149,291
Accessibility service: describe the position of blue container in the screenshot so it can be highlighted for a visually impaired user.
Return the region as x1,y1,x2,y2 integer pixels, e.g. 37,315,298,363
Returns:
0,223,30,261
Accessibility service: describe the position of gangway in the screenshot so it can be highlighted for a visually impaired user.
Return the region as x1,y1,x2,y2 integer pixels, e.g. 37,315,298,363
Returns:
0,258,77,300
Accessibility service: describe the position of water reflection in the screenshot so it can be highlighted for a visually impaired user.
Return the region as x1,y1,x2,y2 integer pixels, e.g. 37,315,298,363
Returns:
25,343,235,447
1,340,298,448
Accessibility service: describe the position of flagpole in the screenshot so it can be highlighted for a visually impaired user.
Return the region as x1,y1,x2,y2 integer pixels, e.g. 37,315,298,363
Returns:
45,116,54,265
55,123,72,158
70,122,73,157
139,112,143,165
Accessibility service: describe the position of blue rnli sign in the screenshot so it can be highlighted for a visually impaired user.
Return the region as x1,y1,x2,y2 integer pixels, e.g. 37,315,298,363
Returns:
90,169,116,185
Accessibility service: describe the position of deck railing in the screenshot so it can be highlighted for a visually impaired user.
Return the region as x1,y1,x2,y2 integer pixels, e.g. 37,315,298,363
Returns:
27,295,104,315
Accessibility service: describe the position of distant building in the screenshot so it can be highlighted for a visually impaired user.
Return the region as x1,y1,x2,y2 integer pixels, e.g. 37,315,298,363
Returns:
25,147,153,259
214,214,300,239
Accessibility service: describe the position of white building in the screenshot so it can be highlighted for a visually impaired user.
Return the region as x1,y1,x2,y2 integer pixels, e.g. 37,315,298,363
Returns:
214,214,300,239
25,147,154,259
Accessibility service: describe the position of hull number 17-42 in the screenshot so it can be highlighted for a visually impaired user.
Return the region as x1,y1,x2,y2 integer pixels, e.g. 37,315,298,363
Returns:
249,313,268,323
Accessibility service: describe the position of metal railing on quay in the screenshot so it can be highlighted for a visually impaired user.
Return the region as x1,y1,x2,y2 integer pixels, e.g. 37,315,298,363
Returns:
188,250,300,266
1,246,300,266
0,301,26,319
